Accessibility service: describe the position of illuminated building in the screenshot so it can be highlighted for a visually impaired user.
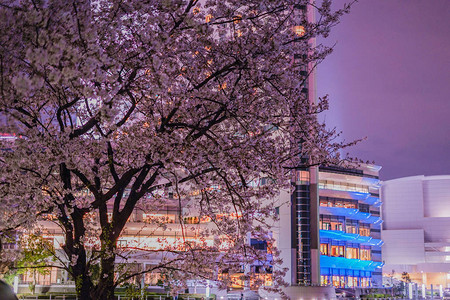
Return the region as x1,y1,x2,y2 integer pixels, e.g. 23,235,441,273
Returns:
271,1,384,293
275,164,384,290
12,193,274,294
381,175,450,288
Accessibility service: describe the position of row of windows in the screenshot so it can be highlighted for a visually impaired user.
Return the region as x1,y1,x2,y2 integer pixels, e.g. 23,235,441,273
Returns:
320,243,371,260
319,198,374,214
218,273,273,289
319,216,371,236
319,180,369,193
321,275,371,288
319,197,357,209
294,170,310,184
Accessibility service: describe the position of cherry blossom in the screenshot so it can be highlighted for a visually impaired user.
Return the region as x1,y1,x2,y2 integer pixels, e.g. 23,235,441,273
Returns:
0,1,355,299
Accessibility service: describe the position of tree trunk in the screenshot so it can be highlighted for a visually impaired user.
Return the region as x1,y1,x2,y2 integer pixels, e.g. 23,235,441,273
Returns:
91,254,116,300
90,228,117,300
71,250,94,300
77,272,94,300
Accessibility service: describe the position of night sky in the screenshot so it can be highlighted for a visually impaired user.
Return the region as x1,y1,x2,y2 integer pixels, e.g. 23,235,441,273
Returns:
316,0,450,180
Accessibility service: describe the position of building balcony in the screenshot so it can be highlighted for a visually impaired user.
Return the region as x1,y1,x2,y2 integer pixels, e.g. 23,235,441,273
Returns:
319,190,382,207
320,189,371,201
320,255,384,272
319,207,381,225
319,230,384,246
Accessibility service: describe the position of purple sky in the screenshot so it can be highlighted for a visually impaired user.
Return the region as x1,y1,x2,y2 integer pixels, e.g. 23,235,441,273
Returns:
316,0,450,180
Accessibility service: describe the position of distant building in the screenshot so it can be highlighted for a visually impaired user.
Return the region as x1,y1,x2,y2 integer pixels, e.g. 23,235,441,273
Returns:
381,175,450,288
275,164,384,289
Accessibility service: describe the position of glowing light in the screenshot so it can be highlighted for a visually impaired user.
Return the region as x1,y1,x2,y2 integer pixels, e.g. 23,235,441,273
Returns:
293,25,305,37
205,14,213,23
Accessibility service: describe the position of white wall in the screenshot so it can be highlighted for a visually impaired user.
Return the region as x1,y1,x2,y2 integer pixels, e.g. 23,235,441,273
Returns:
423,178,450,218
381,176,424,230
381,229,425,265
381,175,450,277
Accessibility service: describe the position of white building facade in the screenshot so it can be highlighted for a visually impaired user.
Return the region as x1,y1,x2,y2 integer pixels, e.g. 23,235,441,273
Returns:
381,175,450,288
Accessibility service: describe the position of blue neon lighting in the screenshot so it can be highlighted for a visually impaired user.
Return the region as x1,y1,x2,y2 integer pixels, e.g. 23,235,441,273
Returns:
347,191,371,200
319,206,358,217
319,206,382,225
361,196,381,206
350,211,371,221
362,177,381,186
319,190,370,201
319,206,380,223
361,216,383,225
320,255,384,272
319,230,384,246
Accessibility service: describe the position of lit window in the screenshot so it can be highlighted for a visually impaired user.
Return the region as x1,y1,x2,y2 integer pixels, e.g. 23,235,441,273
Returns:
295,170,310,183
332,275,340,287
293,25,306,37
359,225,370,236
330,220,343,231
360,248,371,260
143,213,176,224
331,245,344,257
347,276,354,287
346,247,359,259
320,220,330,230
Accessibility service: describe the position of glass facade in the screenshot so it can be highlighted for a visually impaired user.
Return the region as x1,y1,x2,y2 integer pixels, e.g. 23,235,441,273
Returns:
316,166,384,288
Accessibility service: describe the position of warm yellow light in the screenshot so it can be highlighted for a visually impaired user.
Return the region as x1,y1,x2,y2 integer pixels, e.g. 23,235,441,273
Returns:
205,14,213,23
293,25,306,37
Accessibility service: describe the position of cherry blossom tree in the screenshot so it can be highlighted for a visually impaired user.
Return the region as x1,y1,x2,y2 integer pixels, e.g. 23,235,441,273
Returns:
0,0,354,299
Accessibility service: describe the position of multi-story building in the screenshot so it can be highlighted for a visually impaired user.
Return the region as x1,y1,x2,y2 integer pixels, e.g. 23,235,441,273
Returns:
13,194,275,294
381,175,450,289
317,165,384,288
13,164,385,295
275,164,384,290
